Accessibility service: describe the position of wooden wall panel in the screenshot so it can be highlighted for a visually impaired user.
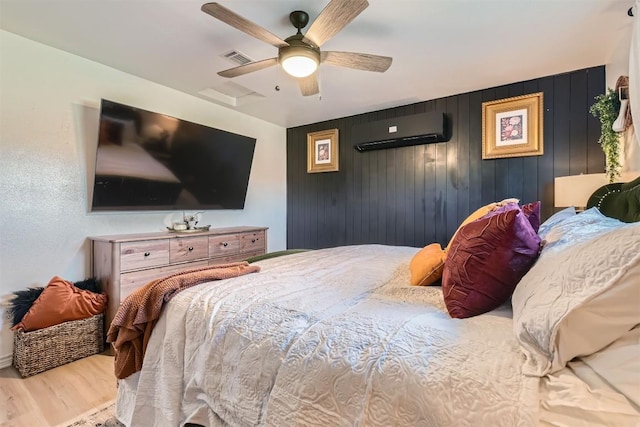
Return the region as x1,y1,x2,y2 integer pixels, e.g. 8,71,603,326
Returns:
286,66,605,249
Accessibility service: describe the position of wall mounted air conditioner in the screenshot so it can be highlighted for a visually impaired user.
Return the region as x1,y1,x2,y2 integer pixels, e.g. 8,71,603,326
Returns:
352,112,449,152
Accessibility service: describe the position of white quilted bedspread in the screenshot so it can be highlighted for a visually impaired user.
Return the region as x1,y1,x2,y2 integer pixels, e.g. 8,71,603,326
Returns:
117,245,537,427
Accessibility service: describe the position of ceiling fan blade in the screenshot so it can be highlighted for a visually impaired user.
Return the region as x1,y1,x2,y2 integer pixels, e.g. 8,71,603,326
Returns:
321,51,392,72
299,74,319,96
218,57,278,78
303,0,369,47
201,3,289,48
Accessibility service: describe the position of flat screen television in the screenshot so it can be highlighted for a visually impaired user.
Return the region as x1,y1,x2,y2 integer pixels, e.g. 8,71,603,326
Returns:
91,99,256,211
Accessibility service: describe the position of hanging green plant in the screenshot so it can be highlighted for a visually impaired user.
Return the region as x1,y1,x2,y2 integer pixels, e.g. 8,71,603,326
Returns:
589,88,621,183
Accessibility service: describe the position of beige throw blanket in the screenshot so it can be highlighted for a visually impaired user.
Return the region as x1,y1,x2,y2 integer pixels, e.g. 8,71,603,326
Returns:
107,262,260,379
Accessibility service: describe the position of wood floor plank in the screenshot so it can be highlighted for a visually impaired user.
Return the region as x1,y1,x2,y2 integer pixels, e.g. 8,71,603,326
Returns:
0,366,46,425
0,412,49,427
0,353,117,427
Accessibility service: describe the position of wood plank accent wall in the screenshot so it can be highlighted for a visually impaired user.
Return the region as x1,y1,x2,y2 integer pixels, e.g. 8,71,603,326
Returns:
286,66,605,249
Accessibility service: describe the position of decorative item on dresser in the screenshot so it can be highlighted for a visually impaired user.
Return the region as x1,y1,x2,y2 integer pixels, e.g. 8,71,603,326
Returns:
89,226,267,332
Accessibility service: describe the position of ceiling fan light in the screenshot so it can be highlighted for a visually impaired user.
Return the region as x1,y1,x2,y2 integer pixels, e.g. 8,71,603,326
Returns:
279,44,320,78
282,56,318,78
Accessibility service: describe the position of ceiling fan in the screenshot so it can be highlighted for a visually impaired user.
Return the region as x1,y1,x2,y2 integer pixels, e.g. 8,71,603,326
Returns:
201,0,392,96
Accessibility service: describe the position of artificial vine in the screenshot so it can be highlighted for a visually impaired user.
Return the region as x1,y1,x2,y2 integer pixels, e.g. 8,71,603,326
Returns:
589,88,621,182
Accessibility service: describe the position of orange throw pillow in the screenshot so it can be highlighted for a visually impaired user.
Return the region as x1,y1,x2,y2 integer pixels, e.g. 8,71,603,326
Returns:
410,243,446,286
12,276,107,332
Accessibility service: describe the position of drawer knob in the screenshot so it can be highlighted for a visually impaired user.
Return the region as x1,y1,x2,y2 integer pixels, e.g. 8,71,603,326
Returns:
188,246,194,251
144,252,151,257
223,242,228,247
252,238,257,243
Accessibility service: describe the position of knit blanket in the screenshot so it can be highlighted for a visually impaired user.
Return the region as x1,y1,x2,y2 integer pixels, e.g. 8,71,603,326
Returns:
107,262,260,379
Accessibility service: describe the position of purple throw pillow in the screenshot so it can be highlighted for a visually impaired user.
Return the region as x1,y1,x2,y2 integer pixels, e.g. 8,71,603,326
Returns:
442,206,541,319
522,201,541,233
484,200,541,233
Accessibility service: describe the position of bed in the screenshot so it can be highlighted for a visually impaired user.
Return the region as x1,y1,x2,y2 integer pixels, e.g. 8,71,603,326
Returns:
113,187,640,426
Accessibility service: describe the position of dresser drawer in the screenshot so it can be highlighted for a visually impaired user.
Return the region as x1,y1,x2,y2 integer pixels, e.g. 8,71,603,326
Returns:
120,240,170,271
209,234,240,257
240,231,265,253
209,253,250,265
170,236,208,263
120,260,209,303
209,250,262,265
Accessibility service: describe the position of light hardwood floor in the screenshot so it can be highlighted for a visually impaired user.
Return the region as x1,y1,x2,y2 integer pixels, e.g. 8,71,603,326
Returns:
0,353,117,427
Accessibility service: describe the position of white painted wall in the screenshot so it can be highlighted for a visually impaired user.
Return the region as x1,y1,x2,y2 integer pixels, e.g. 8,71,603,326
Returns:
605,31,631,89
0,31,287,366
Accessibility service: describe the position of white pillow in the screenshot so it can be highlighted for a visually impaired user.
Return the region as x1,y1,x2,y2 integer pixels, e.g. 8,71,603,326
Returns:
539,208,624,258
512,222,640,376
538,206,576,241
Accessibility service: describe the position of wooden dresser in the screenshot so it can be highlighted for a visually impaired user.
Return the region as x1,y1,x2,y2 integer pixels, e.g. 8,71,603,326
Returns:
89,226,267,332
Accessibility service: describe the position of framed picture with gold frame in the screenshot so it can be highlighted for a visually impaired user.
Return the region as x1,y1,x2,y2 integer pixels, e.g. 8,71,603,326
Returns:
307,128,339,173
482,92,543,159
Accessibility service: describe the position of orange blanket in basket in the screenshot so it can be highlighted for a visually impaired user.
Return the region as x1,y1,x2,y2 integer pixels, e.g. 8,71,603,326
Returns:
107,262,260,379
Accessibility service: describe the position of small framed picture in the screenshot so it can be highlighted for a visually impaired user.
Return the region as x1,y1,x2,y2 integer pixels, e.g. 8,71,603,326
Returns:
482,92,543,159
307,129,339,173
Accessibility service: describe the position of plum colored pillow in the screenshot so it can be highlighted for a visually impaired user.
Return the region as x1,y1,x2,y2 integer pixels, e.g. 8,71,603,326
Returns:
444,198,519,251
483,200,518,218
442,207,541,319
484,200,540,233
522,201,541,233
12,276,107,331
409,243,446,286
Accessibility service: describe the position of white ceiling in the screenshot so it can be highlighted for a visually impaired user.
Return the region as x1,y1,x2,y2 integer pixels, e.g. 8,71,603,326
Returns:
0,0,634,128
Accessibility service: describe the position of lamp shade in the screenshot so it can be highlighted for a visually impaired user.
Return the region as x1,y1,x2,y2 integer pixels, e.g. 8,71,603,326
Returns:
555,172,640,209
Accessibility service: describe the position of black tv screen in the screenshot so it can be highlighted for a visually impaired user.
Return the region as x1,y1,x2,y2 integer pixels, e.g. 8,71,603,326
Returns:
91,99,256,211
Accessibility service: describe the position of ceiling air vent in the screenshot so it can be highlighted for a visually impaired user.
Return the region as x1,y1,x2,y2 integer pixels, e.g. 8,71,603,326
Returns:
222,50,254,66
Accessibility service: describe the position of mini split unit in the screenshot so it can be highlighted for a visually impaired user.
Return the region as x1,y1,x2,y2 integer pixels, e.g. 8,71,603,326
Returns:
352,112,449,152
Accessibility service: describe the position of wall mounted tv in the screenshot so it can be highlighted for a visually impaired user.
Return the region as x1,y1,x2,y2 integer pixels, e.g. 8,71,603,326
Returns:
91,99,256,211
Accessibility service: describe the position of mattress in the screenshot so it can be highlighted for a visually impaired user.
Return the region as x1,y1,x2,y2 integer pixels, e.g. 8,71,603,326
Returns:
117,245,539,426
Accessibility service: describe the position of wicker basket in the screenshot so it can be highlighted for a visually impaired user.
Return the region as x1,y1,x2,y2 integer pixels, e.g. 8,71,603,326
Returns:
13,314,104,377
